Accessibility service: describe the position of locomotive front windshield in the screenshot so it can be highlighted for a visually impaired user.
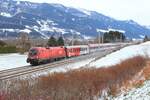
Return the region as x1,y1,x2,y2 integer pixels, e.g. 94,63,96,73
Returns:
29,49,38,56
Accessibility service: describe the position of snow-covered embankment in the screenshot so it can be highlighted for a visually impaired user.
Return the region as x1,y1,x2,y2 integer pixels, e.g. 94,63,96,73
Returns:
0,53,29,71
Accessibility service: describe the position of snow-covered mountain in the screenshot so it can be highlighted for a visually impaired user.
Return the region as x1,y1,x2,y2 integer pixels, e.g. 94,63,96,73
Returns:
0,0,150,39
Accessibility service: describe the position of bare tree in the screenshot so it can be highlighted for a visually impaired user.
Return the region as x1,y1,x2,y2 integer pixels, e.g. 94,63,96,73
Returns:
18,32,31,54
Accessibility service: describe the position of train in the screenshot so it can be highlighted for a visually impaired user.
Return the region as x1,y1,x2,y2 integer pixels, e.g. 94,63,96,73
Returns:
27,43,125,65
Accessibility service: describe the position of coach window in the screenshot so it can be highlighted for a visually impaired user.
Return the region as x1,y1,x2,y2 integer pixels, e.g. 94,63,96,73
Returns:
81,48,83,51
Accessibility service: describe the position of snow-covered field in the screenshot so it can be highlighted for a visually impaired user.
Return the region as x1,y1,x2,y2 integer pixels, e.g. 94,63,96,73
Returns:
90,42,150,68
0,53,29,71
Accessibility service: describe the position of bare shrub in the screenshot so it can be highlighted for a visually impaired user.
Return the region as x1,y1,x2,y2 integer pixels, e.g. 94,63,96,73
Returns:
0,91,7,100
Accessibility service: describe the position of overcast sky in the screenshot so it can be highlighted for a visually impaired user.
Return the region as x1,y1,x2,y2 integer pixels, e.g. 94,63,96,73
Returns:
18,0,150,26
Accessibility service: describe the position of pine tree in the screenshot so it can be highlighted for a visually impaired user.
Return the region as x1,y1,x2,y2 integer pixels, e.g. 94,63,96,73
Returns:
57,36,64,46
143,35,149,42
47,36,57,46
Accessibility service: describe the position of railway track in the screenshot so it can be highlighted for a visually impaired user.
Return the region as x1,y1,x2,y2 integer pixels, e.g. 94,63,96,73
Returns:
0,65,30,75
0,44,131,81
0,58,74,81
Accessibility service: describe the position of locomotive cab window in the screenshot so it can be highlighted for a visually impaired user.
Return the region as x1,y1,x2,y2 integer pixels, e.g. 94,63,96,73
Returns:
29,49,38,56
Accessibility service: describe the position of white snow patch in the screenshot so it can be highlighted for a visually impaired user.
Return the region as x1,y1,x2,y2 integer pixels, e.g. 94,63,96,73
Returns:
25,26,30,28
72,18,75,21
51,27,67,34
108,28,125,33
0,29,20,32
16,1,20,5
70,29,81,35
37,20,61,32
97,28,125,33
0,53,30,71
0,12,12,17
20,29,31,34
83,35,92,39
112,80,150,100
97,29,108,33
139,35,145,38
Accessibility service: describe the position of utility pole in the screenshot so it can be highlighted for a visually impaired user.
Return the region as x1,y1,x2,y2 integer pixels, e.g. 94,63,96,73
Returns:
120,33,122,42
97,29,106,44
71,29,75,46
101,32,104,43
72,33,74,46
98,31,100,44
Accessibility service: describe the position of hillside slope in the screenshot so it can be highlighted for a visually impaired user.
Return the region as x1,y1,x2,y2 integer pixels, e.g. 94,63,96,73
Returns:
0,0,150,39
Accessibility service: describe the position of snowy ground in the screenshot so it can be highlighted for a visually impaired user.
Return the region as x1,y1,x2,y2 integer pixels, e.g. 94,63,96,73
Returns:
112,80,150,100
90,41,150,68
0,53,29,71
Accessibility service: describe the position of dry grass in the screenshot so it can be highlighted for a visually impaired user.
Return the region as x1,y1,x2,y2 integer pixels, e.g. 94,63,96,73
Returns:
2,56,148,100
143,61,150,80
0,91,7,100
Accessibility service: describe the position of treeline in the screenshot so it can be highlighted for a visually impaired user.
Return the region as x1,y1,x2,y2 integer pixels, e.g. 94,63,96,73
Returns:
0,46,17,53
47,36,64,46
0,40,17,53
103,31,125,43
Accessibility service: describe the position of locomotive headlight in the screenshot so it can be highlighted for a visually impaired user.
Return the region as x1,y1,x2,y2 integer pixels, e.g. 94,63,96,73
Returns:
36,55,39,59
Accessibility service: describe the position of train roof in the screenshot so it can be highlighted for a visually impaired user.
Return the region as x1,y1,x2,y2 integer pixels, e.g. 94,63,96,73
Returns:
65,45,88,48
30,46,64,50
